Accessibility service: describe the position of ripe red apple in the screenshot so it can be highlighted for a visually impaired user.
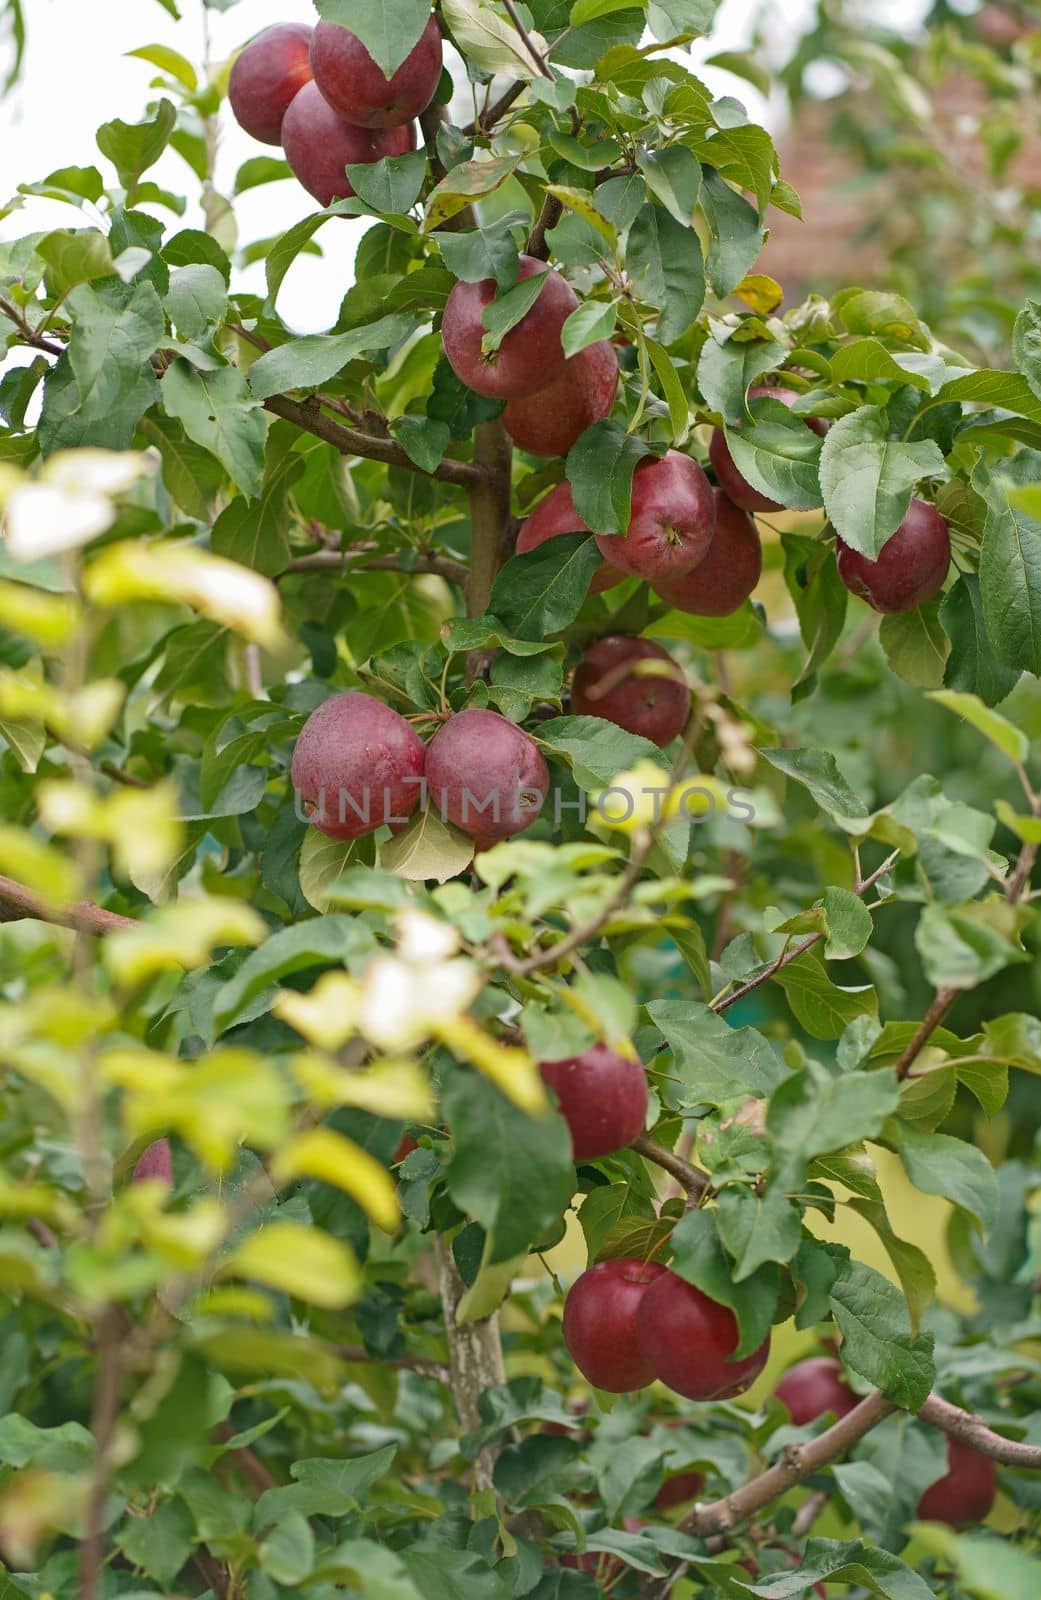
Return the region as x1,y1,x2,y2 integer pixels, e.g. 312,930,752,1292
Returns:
393,1134,419,1164
563,1258,667,1392
774,1357,858,1425
709,386,827,514
291,690,426,841
229,24,314,146
425,708,549,847
594,453,715,582
310,16,442,130
653,490,762,616
441,256,579,400
281,82,416,208
515,482,624,593
836,499,951,614
916,1437,997,1526
571,636,689,747
655,1470,705,1510
133,1139,173,1187
503,341,619,458
634,1270,771,1401
539,1044,649,1161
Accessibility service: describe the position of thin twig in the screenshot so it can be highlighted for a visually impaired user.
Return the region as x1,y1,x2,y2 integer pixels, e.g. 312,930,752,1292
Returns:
528,194,564,260
334,1345,451,1383
713,850,900,1015
78,1304,124,1600
918,1393,1041,1468
790,1487,830,1537
281,549,469,586
500,0,553,78
464,80,525,136
892,988,959,1081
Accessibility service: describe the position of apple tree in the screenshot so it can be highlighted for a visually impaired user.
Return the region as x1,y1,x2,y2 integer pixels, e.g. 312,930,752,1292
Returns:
2,2,1041,1598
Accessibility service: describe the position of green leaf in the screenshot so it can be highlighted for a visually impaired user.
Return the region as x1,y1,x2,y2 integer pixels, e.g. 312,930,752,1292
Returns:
818,405,947,558
139,414,225,521
443,1071,573,1265
345,149,427,215
648,999,788,1108
917,1532,1041,1600
566,418,645,537
927,689,1028,763
256,1447,396,1526
212,915,372,1032
36,228,114,295
844,1195,936,1330
752,1537,939,1600
162,360,267,497
822,886,874,960
699,167,765,299
266,213,335,308
627,204,705,346
698,331,786,424
829,1259,935,1409
116,1496,195,1586
830,338,933,392
536,714,661,788
767,1062,899,1159
914,901,1029,990
260,1511,315,1587
940,576,1019,707
441,0,551,79
759,746,870,830
879,601,949,690
834,288,930,350
645,337,689,445
165,263,227,340
636,146,701,227
1013,299,1041,404
715,1185,801,1281
481,273,547,356
773,951,878,1039
96,98,176,189
724,394,824,513
888,1121,998,1235
425,154,521,231
381,810,474,882
314,0,431,77
248,314,423,401
211,455,304,577
975,462,1041,677
561,298,618,359
488,533,603,640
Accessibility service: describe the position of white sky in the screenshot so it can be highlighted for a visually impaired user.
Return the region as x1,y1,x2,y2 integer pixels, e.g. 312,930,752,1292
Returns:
0,0,929,333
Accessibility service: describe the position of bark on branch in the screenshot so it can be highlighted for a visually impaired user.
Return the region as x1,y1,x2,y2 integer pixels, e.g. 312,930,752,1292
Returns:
0,874,137,936
263,394,485,490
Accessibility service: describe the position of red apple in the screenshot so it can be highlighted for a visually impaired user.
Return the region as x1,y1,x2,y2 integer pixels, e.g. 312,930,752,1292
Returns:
310,16,442,130
916,1437,997,1526
282,82,416,208
653,490,762,616
655,1470,705,1510
229,24,314,146
425,708,549,847
836,499,951,614
515,482,623,593
709,386,827,514
291,690,426,841
503,341,619,458
539,1044,649,1161
634,1270,771,1401
393,1134,419,1164
132,1139,173,1187
774,1357,858,1425
594,453,715,582
571,636,689,747
441,256,579,400
563,1258,667,1392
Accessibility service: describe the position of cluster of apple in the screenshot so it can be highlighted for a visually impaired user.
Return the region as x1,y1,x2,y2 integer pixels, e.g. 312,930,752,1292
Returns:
291,689,549,847
228,17,442,208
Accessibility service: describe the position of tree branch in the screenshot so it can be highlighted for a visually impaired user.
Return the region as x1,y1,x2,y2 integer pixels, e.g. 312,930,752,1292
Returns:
334,1344,451,1383
528,194,564,261
282,549,469,587
681,1391,894,1538
78,1304,124,1600
918,1393,1041,1468
712,850,901,1015
500,0,553,79
465,81,526,136
213,1420,279,1495
466,418,514,619
632,1133,710,1201
263,394,485,490
0,874,137,936
433,1235,507,1491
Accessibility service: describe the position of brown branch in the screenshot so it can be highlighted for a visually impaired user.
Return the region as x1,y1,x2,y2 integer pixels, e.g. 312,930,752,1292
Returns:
681,1390,894,1538
0,874,137,935
432,1236,507,1491
45,725,149,789
282,549,469,587
78,1304,124,1600
334,1344,451,1383
465,80,525,136
500,0,553,78
263,393,485,490
466,419,513,619
632,1133,710,1202
790,1486,830,1537
713,850,901,1015
528,194,564,261
213,1420,279,1494
0,297,64,357
892,987,960,1081
918,1393,1041,1468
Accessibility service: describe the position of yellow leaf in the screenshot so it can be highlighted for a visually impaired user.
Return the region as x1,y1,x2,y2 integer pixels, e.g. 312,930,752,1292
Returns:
272,1128,401,1233
85,540,287,649
104,897,266,985
733,273,784,312
226,1222,360,1309
0,824,83,905
0,580,80,648
291,1052,434,1121
273,971,363,1050
435,1014,547,1115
